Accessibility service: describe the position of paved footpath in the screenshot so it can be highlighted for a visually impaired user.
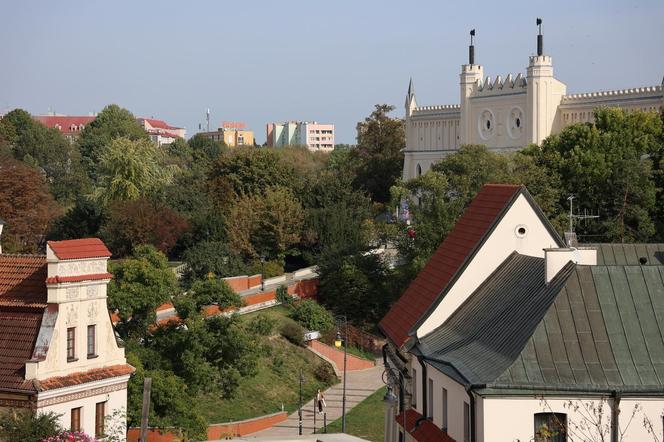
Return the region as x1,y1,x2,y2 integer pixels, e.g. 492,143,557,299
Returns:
246,361,385,438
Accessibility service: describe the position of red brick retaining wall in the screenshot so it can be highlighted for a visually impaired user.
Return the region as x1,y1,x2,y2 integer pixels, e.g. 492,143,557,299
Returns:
127,411,288,441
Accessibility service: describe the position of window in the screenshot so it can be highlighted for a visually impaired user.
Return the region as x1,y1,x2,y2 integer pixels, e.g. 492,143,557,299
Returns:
95,401,106,437
427,378,433,418
442,387,448,429
71,407,81,432
411,368,417,408
416,164,422,177
87,325,97,358
67,327,76,361
463,402,470,442
534,413,567,442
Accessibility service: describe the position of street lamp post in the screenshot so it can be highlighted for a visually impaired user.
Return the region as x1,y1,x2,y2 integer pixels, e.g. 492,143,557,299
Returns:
383,367,406,441
298,369,304,435
334,315,348,433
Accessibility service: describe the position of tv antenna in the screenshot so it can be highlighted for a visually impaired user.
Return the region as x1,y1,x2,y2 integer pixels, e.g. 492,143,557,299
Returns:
566,194,599,235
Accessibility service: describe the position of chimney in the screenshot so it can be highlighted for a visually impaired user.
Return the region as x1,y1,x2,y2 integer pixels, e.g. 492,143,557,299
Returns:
544,246,597,283
0,218,4,254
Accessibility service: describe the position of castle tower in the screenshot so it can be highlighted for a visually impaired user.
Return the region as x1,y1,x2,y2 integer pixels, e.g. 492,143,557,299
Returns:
525,18,566,144
459,29,484,145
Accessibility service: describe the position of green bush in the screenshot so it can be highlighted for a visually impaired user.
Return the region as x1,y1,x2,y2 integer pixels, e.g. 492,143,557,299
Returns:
314,362,337,384
248,260,284,278
248,313,277,336
0,409,62,442
289,300,335,332
280,322,304,346
276,284,291,306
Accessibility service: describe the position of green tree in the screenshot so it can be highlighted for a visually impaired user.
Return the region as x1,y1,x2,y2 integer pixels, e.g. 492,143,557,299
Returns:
78,104,149,176
108,245,179,339
289,300,335,332
227,186,304,260
0,409,62,442
536,108,662,242
182,240,247,283
351,104,405,203
188,133,226,165
126,353,207,440
48,196,106,241
174,278,243,320
1,109,89,203
318,252,397,327
94,137,175,205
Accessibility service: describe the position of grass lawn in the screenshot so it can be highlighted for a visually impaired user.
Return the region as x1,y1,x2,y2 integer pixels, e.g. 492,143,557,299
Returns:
198,307,338,423
325,386,387,442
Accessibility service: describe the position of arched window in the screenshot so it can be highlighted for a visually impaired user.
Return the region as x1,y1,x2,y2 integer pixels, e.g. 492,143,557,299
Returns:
416,164,422,177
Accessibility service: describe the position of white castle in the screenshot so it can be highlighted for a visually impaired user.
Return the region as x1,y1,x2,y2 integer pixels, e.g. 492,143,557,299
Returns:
403,21,664,181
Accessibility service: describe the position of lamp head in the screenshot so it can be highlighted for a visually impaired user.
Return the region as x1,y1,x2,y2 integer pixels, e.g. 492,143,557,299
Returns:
334,331,342,348
383,385,397,403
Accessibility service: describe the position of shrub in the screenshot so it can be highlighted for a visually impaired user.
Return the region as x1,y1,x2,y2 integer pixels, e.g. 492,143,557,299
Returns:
248,260,284,278
289,300,335,332
249,313,277,336
314,362,337,384
280,322,304,346
276,284,291,306
0,409,62,442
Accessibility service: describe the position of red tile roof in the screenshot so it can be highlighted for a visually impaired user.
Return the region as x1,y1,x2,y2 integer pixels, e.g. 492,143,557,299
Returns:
33,116,96,134
0,255,47,308
0,309,44,391
379,184,523,347
138,117,180,130
35,364,135,391
47,238,112,260
46,273,113,284
395,409,455,442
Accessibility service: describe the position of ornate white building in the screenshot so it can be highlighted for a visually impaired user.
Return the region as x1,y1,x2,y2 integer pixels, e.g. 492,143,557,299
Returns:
0,237,132,439
403,24,664,181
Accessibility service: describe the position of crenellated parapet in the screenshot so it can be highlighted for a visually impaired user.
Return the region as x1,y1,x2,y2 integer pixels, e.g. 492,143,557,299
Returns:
561,85,663,105
475,73,528,94
413,104,461,116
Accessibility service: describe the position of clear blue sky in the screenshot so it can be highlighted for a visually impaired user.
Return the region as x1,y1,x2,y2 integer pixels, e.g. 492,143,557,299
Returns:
1,0,662,144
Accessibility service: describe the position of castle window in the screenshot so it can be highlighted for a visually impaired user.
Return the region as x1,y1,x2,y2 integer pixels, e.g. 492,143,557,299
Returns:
486,120,491,130
416,164,422,177
516,117,521,128
87,325,97,358
67,327,76,361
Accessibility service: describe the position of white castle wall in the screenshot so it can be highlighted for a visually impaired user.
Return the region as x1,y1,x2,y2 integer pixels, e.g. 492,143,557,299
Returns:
402,45,664,182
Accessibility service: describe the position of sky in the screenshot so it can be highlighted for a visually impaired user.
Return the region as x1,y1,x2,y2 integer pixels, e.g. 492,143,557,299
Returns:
1,0,663,144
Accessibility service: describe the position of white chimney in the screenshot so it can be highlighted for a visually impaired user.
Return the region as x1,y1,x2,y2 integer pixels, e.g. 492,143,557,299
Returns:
544,246,597,283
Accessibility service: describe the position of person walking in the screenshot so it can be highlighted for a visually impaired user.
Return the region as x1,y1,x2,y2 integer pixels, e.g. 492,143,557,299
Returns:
316,389,326,413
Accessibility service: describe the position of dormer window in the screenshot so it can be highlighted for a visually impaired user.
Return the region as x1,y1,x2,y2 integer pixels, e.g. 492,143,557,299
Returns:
67,327,77,362
70,124,77,132
87,324,97,358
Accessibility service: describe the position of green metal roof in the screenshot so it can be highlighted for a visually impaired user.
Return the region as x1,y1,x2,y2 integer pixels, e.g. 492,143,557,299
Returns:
585,243,664,266
418,253,664,395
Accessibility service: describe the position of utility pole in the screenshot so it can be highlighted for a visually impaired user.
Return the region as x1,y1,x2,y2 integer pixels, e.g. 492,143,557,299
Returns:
139,377,152,442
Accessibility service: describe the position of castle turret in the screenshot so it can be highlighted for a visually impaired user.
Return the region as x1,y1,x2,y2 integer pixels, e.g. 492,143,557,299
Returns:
525,18,566,144
459,29,483,145
405,77,417,117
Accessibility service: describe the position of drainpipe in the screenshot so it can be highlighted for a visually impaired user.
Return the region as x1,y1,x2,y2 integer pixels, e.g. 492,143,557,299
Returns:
610,391,620,442
466,386,476,442
418,356,428,419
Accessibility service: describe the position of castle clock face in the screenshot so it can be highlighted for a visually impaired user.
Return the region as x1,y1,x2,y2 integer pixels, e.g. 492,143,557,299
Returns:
478,109,495,140
507,107,524,139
